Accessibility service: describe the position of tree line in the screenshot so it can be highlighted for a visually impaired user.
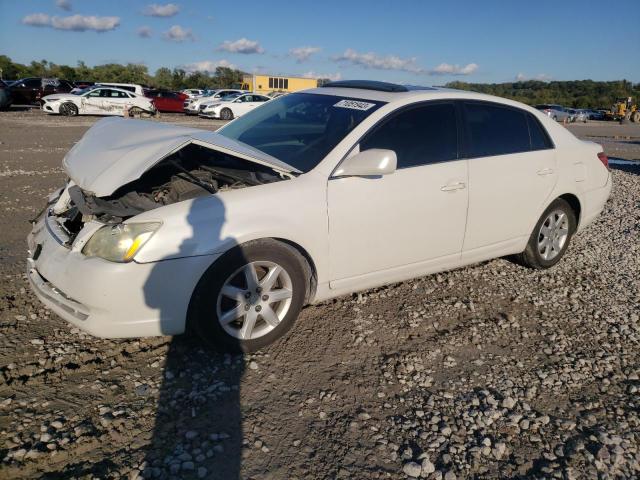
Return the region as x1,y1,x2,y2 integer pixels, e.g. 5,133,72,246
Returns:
0,55,244,90
1,55,638,107
445,80,640,109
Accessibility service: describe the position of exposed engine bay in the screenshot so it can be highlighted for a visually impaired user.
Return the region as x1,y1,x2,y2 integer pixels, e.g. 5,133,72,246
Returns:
51,143,287,242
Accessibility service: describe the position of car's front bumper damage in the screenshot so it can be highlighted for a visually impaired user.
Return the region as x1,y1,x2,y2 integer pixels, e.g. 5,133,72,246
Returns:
26,200,217,338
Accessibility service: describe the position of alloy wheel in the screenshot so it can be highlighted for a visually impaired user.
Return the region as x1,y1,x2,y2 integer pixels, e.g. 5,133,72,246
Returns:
537,209,569,261
216,261,293,340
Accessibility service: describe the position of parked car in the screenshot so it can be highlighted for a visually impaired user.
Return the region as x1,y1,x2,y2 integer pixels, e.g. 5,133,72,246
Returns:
200,93,271,120
565,108,588,123
144,89,187,113
70,81,96,94
41,86,156,116
181,89,206,99
0,80,12,110
26,80,612,352
535,104,573,122
95,83,145,96
8,77,73,106
586,109,605,120
184,89,247,115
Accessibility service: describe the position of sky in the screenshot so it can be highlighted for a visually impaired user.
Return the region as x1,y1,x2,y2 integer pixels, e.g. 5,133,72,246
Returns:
1,0,639,84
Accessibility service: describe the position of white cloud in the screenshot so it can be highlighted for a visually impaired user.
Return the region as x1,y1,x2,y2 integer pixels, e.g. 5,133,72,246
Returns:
137,26,152,38
183,59,237,73
163,25,193,42
55,0,72,11
289,46,321,63
143,3,180,17
22,13,120,32
334,48,424,74
303,71,342,81
217,38,264,54
22,13,51,27
430,63,478,76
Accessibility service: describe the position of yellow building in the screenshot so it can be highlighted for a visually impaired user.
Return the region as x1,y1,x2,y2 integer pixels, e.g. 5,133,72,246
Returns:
235,74,318,95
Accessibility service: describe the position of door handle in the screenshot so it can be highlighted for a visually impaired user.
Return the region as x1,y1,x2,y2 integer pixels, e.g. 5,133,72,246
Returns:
537,168,554,176
440,182,466,192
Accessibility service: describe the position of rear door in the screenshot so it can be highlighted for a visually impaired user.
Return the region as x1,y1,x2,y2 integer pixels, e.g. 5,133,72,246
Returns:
461,101,557,254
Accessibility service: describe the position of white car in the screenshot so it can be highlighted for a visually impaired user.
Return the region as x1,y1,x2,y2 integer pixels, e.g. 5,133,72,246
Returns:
200,93,271,120
41,87,156,117
183,89,246,115
96,83,145,96
181,89,205,99
27,80,612,352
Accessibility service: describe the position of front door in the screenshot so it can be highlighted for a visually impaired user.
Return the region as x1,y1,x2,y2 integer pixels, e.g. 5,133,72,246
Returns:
328,102,469,287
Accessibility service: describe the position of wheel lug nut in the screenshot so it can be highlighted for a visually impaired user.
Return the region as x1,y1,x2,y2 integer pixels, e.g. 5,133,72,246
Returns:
255,305,262,312
262,295,269,301
256,287,262,293
244,292,251,299
244,304,250,311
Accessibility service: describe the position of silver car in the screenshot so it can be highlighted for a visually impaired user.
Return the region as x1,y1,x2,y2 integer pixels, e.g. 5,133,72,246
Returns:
535,104,572,122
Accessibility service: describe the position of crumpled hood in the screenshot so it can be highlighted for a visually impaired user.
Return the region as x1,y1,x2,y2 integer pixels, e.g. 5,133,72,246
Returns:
63,117,299,197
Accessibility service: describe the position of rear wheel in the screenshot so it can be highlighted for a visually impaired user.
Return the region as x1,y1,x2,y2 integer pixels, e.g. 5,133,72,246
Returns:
189,239,309,352
59,102,78,116
631,111,640,123
220,108,233,120
516,198,576,269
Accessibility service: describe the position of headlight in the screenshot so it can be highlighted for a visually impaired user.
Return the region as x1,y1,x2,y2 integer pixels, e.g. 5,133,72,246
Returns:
83,222,161,262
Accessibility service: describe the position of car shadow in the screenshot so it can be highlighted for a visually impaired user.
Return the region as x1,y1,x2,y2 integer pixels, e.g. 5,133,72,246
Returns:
142,195,245,479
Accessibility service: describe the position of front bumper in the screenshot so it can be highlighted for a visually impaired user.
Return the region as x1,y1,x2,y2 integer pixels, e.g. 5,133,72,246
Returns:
26,204,218,338
199,111,220,119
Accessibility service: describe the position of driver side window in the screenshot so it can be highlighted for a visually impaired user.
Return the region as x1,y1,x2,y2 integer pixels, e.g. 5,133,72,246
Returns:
360,102,458,169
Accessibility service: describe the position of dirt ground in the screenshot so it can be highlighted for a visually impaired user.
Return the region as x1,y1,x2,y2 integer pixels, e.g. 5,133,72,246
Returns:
0,110,639,479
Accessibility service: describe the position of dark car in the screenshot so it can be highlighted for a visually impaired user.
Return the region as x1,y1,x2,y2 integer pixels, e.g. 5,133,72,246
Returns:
144,89,187,113
8,77,74,106
0,80,12,110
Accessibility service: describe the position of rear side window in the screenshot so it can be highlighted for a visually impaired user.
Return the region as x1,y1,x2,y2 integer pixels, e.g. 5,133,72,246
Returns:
361,102,458,169
463,102,532,157
527,114,553,150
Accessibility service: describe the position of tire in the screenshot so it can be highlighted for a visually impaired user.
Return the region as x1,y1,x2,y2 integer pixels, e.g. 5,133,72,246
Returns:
553,115,558,121
220,108,233,120
515,198,577,269
631,111,640,123
188,239,310,352
59,102,78,116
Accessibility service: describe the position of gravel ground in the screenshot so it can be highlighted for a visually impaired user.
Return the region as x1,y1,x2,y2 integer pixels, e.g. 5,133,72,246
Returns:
1,110,639,479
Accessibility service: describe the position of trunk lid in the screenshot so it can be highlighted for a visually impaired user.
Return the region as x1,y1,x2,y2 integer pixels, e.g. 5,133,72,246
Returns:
63,117,299,197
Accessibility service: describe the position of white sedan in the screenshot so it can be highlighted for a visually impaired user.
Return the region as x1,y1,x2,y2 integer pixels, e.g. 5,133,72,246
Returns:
41,87,156,117
183,89,246,115
200,93,271,120
27,81,611,352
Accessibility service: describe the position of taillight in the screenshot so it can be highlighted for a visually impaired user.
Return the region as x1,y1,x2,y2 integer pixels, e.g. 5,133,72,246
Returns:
597,152,609,170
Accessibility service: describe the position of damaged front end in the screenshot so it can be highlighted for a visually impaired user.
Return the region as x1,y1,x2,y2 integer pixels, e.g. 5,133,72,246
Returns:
42,117,298,247
50,142,288,245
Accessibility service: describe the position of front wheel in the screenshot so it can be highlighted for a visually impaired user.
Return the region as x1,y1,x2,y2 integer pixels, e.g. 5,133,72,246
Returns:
59,102,78,116
516,198,577,269
189,239,310,352
220,108,233,120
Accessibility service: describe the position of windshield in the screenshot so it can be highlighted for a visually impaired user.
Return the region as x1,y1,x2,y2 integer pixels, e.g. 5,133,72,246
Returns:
75,86,96,95
218,93,384,173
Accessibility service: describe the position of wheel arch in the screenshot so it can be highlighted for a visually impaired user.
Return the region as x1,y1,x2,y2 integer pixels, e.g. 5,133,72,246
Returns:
557,193,582,228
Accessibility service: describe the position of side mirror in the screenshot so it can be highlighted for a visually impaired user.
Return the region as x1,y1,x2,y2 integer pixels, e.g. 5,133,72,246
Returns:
333,149,397,178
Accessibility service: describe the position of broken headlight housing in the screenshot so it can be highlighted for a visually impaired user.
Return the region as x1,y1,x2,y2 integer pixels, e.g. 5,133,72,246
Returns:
82,222,161,263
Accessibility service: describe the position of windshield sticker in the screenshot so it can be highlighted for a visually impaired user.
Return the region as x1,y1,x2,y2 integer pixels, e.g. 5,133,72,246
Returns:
333,99,376,111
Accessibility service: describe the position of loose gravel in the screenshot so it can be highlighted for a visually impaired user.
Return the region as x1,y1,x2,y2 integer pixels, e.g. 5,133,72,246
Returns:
0,111,639,479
